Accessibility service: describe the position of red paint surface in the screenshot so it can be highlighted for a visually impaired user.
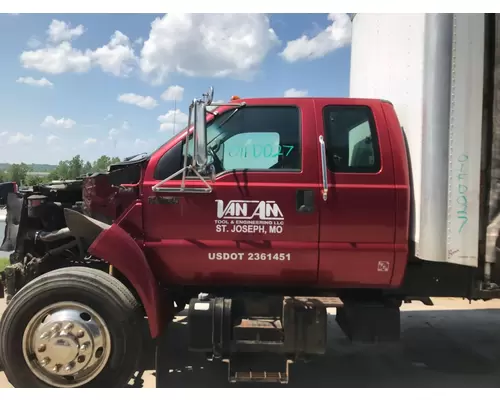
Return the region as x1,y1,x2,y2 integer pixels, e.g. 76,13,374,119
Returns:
381,101,411,285
140,97,410,289
88,222,164,338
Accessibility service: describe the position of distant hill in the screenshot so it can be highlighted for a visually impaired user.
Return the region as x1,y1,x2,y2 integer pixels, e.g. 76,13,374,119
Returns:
0,163,57,172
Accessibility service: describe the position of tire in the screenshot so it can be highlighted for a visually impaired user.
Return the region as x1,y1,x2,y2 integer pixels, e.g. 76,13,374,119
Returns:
0,266,144,388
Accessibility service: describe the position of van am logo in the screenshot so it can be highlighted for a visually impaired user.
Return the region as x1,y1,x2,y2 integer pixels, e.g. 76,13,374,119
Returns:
215,200,284,221
214,200,285,235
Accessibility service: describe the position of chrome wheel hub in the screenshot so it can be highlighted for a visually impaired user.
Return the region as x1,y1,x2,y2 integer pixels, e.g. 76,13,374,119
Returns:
22,301,111,387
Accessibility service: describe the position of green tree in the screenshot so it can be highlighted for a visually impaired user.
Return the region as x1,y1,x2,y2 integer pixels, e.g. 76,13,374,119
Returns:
7,163,30,185
48,160,70,181
68,155,84,179
25,174,46,187
82,161,93,176
0,169,6,183
92,156,120,173
92,155,111,173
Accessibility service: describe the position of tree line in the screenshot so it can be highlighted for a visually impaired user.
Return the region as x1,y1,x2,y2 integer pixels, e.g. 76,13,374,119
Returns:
0,155,121,186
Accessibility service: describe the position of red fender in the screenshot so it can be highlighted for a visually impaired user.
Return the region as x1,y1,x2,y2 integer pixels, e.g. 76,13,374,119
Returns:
89,222,164,338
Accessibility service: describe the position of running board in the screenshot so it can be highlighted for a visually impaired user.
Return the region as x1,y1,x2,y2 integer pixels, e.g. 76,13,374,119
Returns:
224,354,292,384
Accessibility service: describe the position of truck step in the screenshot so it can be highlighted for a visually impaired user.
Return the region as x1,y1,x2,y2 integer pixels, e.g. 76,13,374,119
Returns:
225,354,291,384
233,318,284,342
288,296,344,308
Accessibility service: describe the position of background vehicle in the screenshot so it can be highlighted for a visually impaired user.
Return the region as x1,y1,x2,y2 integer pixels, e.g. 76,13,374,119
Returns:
0,13,498,388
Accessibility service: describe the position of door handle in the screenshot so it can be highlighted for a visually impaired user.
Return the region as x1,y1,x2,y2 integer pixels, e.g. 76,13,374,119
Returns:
319,135,329,201
296,189,314,213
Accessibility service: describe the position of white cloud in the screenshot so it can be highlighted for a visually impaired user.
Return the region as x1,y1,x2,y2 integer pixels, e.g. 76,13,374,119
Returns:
280,13,352,63
16,76,53,87
158,109,189,133
118,93,158,109
21,21,134,78
140,13,280,84
84,138,97,145
161,85,184,101
134,37,144,46
48,19,85,43
20,42,93,74
134,138,147,146
91,31,137,77
21,16,278,82
108,128,119,137
284,88,308,97
41,116,76,129
104,113,113,120
46,134,59,144
107,121,130,140
7,132,33,145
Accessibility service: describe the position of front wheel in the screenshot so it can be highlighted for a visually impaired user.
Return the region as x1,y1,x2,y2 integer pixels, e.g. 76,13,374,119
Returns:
0,266,144,388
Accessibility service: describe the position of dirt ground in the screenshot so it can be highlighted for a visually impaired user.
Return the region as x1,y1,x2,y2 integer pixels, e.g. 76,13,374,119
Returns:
3,297,500,388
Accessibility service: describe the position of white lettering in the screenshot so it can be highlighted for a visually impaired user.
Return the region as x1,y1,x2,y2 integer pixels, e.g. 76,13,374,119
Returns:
215,200,284,221
268,225,283,234
230,225,267,234
214,199,285,235
208,252,291,261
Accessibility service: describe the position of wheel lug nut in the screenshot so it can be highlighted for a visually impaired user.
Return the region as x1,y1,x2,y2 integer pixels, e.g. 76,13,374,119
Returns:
76,330,85,338
38,344,46,353
51,324,61,332
40,357,50,366
80,342,90,351
40,332,50,341
64,362,75,372
52,364,61,373
63,323,73,331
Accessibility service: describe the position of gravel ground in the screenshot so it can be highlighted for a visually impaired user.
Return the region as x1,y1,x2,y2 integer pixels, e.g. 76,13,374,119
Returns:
2,297,500,388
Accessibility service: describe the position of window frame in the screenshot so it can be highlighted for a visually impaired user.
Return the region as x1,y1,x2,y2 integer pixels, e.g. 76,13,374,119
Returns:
322,104,382,174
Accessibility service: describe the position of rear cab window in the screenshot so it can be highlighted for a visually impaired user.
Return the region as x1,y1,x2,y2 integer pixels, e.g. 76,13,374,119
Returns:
322,105,381,174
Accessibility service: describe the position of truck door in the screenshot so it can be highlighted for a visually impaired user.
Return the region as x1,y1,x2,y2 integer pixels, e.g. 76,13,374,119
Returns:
142,100,320,286
314,100,397,286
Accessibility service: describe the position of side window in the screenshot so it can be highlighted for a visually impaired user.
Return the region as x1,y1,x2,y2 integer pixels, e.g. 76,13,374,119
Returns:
185,106,301,174
323,105,381,173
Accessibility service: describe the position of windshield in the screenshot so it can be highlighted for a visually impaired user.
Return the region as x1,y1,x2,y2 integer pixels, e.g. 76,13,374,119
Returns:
148,123,190,157
144,104,224,159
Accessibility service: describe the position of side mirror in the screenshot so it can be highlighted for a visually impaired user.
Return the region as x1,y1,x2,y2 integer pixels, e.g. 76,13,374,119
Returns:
193,101,207,169
206,86,214,105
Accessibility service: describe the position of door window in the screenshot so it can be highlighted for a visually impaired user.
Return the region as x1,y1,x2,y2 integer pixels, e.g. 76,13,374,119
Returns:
154,106,302,179
323,105,381,173
190,106,301,174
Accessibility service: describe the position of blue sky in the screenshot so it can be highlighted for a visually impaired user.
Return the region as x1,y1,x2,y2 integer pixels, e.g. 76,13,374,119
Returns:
0,13,352,164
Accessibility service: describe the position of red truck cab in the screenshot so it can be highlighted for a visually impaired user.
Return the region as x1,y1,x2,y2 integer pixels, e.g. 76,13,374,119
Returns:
135,97,410,290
